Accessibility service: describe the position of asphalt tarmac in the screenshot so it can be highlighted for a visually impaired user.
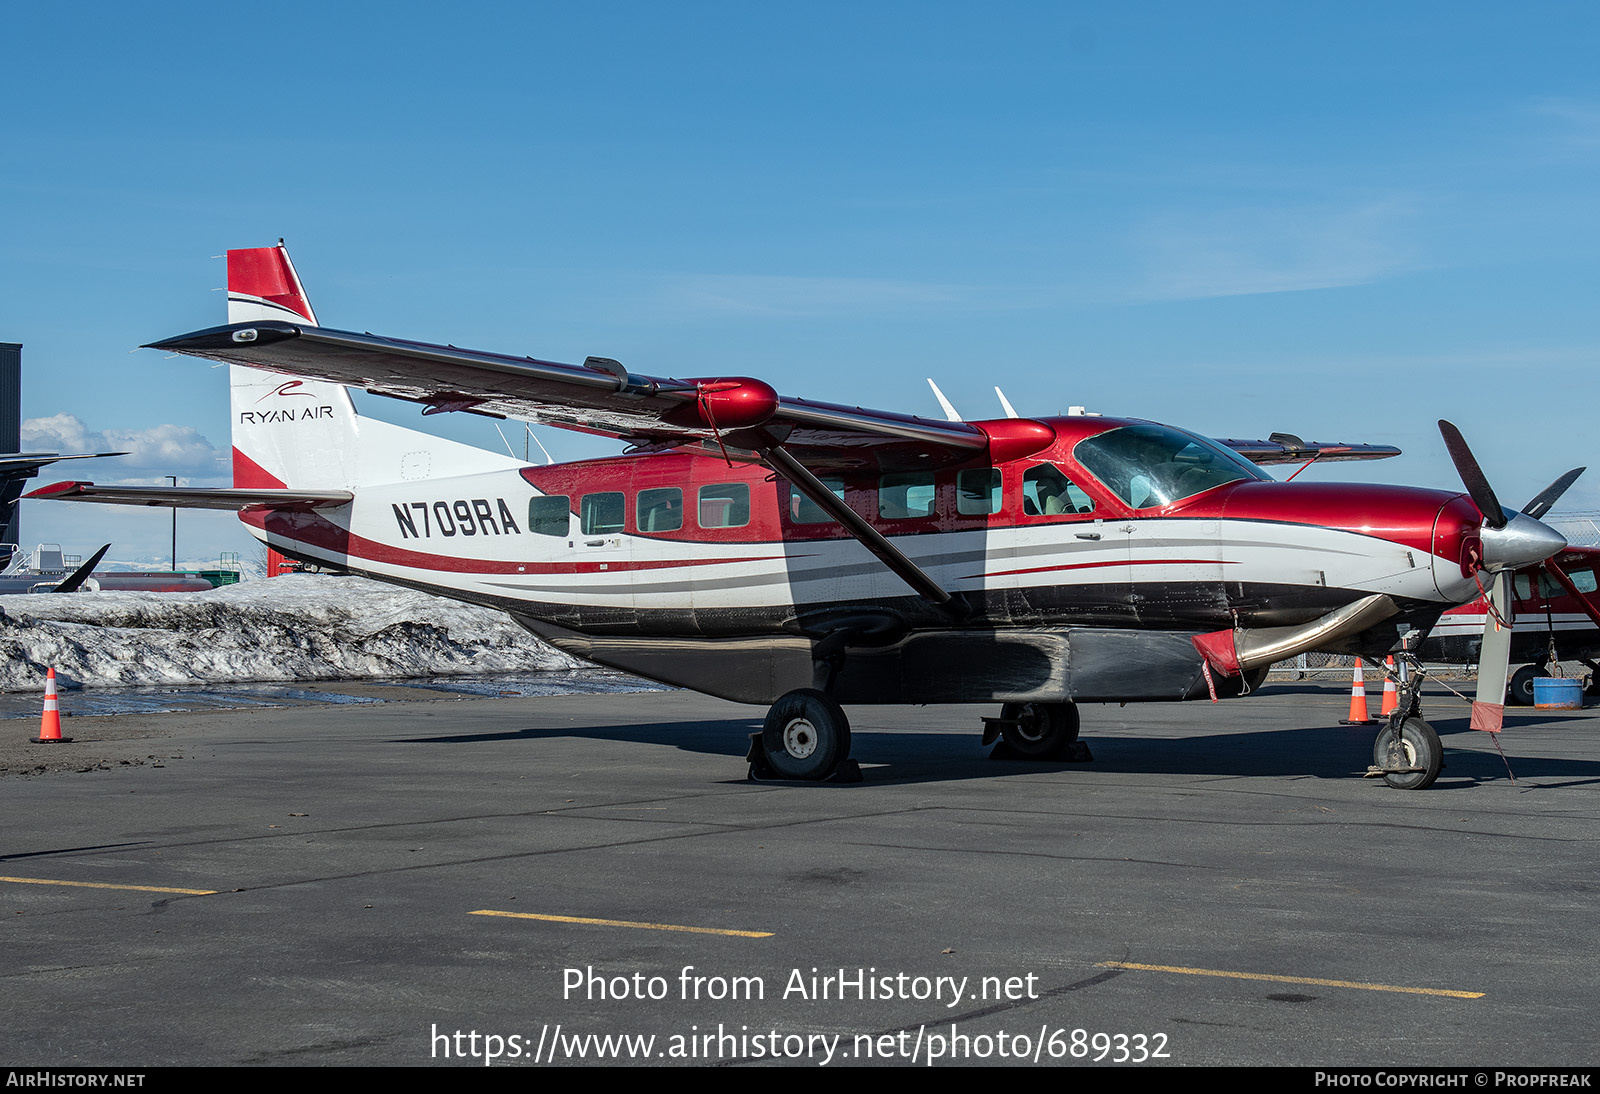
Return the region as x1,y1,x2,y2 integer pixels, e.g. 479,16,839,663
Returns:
3,680,1597,1068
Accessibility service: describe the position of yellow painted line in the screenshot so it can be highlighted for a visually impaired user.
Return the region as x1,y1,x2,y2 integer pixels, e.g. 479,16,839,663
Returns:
1098,961,1483,999
0,875,218,896
471,909,772,938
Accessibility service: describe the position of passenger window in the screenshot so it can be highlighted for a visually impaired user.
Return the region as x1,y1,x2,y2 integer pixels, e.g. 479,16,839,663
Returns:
637,487,683,533
1514,574,1533,601
1539,569,1598,598
528,495,572,537
790,478,845,524
580,492,625,535
879,472,936,519
1022,464,1095,516
699,483,750,529
957,468,1001,515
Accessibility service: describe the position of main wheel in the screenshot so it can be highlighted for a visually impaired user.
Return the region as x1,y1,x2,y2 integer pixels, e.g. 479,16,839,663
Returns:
998,701,1080,760
1508,665,1539,707
761,689,851,780
1372,717,1443,790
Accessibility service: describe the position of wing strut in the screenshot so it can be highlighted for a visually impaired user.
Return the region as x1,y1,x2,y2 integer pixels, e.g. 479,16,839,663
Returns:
759,444,967,618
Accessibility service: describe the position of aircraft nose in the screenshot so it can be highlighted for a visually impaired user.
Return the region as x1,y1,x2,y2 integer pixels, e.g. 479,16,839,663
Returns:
1479,511,1567,571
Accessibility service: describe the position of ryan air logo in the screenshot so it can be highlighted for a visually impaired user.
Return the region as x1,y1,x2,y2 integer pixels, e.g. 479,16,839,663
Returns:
239,382,336,424
394,500,523,539
258,380,314,401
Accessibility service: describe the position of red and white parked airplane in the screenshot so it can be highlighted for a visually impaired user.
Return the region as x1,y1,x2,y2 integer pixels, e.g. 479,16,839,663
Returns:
30,244,1581,788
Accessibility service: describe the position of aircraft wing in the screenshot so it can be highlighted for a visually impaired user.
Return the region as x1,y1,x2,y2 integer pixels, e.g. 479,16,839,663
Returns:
26,481,354,510
151,322,1405,472
148,322,988,473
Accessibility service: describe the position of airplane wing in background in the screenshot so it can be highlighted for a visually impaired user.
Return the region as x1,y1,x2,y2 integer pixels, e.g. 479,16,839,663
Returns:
1219,432,1402,465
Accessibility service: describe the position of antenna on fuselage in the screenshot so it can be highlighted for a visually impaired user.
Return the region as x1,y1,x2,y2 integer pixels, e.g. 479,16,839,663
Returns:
495,422,556,465
926,379,963,422
525,424,555,465
994,387,1020,419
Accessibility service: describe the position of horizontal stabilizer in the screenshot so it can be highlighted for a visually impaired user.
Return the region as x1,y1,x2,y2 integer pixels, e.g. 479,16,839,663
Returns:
27,481,353,511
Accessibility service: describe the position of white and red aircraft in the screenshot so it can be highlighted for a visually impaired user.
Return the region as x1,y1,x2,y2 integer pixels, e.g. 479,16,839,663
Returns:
30,244,1580,788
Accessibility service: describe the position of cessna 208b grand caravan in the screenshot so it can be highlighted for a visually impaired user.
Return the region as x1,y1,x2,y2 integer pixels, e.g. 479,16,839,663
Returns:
31,244,1581,789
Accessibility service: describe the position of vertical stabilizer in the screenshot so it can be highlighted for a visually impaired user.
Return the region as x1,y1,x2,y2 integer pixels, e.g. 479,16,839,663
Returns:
227,243,356,490
227,242,320,326
225,243,525,492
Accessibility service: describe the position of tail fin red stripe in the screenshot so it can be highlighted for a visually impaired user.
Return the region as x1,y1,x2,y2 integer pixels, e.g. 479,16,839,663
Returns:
227,244,317,324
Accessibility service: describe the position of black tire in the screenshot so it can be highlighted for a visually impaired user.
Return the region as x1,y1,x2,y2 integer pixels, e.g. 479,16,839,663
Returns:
1508,665,1539,707
1373,717,1443,790
761,689,851,780
998,702,1080,760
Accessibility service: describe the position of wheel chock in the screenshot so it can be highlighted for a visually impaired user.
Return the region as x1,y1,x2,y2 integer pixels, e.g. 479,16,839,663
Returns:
980,715,1018,746
745,732,862,783
987,739,1093,763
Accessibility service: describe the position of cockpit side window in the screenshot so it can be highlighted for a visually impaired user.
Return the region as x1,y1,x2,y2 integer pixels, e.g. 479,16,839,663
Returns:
1074,424,1270,510
1021,463,1095,517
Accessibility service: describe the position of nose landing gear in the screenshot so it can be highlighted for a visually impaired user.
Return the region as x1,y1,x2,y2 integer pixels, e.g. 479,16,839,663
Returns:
1366,653,1443,789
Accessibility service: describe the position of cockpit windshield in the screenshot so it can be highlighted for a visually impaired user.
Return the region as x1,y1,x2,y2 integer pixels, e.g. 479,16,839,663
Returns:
1073,423,1271,510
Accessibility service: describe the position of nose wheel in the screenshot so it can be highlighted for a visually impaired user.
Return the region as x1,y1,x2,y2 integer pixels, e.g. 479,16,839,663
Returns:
1370,716,1443,789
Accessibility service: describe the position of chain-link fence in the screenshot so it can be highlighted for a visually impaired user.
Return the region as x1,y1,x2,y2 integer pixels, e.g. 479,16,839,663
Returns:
1267,650,1592,683
1548,512,1600,548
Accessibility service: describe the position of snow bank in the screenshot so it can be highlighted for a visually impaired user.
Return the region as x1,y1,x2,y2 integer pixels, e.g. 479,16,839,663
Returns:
0,574,581,691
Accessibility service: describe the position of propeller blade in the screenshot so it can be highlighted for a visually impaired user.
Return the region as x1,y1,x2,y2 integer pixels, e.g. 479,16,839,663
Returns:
1439,420,1508,530
1471,571,1513,733
52,543,110,593
1523,468,1585,521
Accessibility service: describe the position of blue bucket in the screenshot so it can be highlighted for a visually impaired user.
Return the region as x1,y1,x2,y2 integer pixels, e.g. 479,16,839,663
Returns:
1533,677,1584,710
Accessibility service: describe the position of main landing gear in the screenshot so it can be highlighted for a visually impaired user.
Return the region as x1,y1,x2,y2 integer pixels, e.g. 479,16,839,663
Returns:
748,689,861,782
981,701,1092,762
1366,652,1443,789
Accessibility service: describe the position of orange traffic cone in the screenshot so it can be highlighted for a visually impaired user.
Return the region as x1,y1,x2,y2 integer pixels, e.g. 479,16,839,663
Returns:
30,668,72,744
1380,656,1400,716
1339,659,1377,725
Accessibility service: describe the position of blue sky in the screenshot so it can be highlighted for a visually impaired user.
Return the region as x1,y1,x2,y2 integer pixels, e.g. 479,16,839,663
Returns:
4,3,1599,565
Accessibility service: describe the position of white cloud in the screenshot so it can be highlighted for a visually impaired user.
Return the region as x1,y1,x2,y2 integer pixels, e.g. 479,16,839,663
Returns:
1133,199,1421,301
1529,97,1600,150
654,273,1022,318
20,414,226,481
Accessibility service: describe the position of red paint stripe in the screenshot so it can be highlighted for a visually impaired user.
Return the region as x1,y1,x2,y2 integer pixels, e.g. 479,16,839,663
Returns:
244,509,786,575
232,447,287,490
978,558,1237,578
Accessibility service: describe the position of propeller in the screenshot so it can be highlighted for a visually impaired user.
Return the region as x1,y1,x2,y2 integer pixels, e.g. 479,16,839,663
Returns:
1438,419,1507,529
1437,422,1580,732
53,543,110,594
1523,467,1585,521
